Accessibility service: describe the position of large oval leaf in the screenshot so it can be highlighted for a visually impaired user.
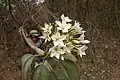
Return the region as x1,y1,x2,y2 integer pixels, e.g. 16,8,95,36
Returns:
21,54,34,80
48,59,70,80
60,60,80,80
54,70,69,80
32,63,51,80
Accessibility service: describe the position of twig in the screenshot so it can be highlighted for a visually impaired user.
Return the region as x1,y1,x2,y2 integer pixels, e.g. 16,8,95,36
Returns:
19,27,44,55
115,0,119,28
8,0,20,25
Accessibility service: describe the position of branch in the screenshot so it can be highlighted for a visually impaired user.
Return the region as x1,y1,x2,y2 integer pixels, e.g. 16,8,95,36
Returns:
19,27,44,55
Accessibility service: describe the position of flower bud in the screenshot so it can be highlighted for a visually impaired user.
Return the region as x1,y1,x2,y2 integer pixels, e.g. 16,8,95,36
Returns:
72,40,80,44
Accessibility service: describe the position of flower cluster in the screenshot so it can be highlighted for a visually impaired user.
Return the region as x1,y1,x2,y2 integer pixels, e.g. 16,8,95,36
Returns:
40,14,90,61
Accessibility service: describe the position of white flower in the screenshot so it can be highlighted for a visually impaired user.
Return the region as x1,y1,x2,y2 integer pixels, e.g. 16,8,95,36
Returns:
72,40,80,44
78,33,90,44
77,45,88,57
55,21,71,33
61,14,72,23
51,32,66,47
62,42,74,54
49,46,65,60
55,14,72,32
63,46,71,53
74,21,81,29
41,23,53,42
66,42,74,50
40,32,51,42
74,21,84,34
41,23,53,34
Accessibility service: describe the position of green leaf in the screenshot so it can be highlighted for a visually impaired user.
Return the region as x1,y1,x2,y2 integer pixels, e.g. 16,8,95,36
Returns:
64,53,77,62
55,70,68,80
32,63,51,80
48,59,70,80
21,54,34,80
41,59,79,80
21,54,33,68
44,60,52,71
60,60,79,80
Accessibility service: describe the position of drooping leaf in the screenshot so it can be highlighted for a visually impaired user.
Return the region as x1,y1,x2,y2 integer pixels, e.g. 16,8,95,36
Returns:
60,60,79,80
21,54,34,80
21,54,33,68
48,59,70,80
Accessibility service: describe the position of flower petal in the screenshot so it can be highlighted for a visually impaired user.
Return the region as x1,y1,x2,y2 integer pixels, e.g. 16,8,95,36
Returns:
79,34,85,41
79,52,86,57
57,27,62,30
81,45,88,51
77,45,88,57
59,41,65,47
50,52,56,57
61,56,64,60
80,40,90,44
58,50,65,54
55,53,60,59
55,21,62,27
60,35,66,40
61,14,65,21
61,14,72,22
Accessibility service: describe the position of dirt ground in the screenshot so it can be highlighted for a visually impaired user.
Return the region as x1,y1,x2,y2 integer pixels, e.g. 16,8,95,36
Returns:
0,23,120,80
79,28,120,80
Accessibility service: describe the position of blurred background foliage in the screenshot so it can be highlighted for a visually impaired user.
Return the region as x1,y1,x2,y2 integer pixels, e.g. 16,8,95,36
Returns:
46,0,120,29
0,0,120,29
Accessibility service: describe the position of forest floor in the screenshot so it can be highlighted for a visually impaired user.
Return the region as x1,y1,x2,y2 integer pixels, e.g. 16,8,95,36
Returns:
0,27,120,80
